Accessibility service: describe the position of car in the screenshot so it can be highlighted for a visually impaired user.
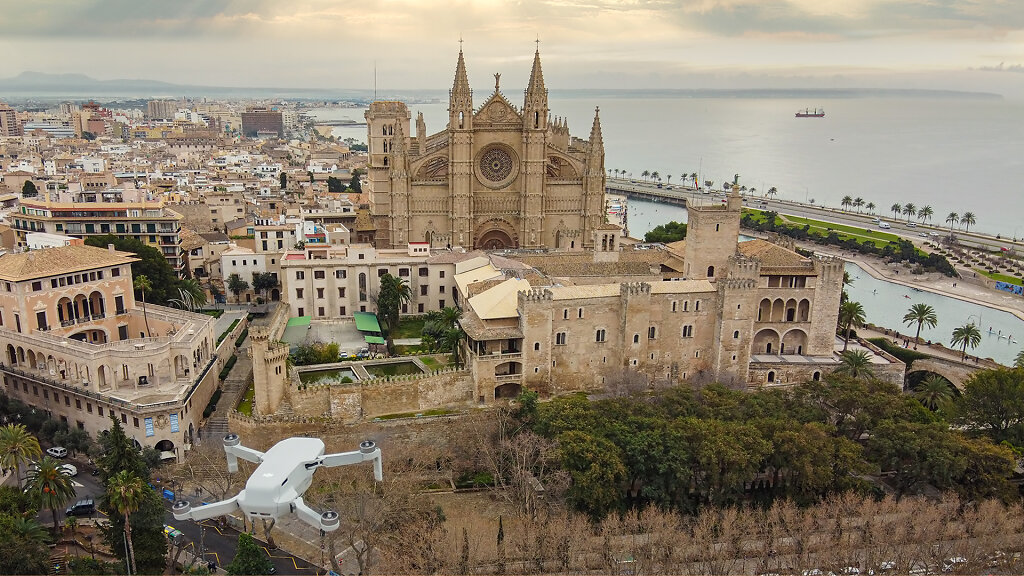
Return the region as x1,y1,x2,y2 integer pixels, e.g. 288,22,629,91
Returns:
59,463,78,477
46,446,68,458
907,222,917,228
878,222,892,229
164,524,185,543
919,232,928,237
66,499,95,517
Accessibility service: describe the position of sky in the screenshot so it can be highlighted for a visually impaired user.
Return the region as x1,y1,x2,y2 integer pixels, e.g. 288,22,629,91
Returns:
2,0,1024,96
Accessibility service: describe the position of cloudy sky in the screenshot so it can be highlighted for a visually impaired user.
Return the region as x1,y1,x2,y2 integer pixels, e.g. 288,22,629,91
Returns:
3,0,1024,95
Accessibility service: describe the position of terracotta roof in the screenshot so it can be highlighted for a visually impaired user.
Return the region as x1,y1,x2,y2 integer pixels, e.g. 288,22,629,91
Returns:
513,250,666,278
0,245,137,281
738,239,812,270
458,308,524,341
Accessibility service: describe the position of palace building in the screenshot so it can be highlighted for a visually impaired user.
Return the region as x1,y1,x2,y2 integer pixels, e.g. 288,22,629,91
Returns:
365,49,606,251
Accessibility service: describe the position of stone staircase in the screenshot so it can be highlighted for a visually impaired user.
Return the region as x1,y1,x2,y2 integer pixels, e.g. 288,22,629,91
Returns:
200,340,253,440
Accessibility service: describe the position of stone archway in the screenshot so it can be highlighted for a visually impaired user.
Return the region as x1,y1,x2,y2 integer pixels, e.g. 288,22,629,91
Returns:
475,219,518,250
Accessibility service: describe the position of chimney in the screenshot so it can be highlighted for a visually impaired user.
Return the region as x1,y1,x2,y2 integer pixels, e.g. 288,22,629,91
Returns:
108,243,115,253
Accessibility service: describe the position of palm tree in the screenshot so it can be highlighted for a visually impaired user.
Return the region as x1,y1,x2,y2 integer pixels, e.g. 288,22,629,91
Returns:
853,197,864,212
961,211,976,232
838,300,866,352
913,375,954,411
690,172,698,188
891,203,902,220
902,303,938,350
866,202,876,214
375,274,411,350
951,323,982,360
106,470,146,575
651,171,660,183
946,212,959,232
0,424,41,489
439,326,466,368
902,202,916,223
25,456,76,532
133,274,153,338
641,169,650,182
766,187,778,200
841,196,853,211
665,175,672,186
5,517,51,574
1015,349,1024,369
836,349,876,380
918,205,933,224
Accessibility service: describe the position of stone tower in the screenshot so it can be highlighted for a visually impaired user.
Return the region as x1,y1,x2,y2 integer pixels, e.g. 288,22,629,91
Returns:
248,326,289,415
449,49,475,247
683,186,742,280
583,107,605,242
712,256,760,385
521,49,548,248
808,256,845,355
365,101,412,246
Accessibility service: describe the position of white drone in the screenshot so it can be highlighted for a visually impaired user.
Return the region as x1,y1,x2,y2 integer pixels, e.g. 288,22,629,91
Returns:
172,433,382,532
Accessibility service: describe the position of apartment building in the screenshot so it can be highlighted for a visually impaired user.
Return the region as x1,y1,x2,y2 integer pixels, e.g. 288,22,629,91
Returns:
12,188,185,274
0,102,22,137
0,244,218,457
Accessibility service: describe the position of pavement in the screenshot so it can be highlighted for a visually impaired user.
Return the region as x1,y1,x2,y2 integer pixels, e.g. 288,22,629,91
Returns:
214,310,249,339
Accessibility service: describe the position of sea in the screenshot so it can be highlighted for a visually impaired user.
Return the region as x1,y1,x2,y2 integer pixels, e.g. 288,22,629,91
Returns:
308,94,1024,237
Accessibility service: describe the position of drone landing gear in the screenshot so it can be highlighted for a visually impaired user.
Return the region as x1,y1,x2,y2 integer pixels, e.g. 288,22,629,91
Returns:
262,517,277,550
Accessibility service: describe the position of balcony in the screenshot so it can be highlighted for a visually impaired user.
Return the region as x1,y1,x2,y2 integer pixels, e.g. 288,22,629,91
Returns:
115,308,127,316
91,313,105,321
495,373,522,383
60,320,75,328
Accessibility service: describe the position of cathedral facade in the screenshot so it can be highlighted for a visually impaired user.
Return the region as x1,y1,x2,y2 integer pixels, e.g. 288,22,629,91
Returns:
365,49,606,250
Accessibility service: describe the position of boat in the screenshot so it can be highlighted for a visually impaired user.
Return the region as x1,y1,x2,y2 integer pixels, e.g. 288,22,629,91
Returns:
795,108,825,118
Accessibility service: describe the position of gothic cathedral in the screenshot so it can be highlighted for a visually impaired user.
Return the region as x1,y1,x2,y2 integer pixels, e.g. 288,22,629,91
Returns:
365,49,606,250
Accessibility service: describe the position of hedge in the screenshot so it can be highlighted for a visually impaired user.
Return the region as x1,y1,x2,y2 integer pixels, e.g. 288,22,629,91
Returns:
217,318,241,346
867,337,931,365
202,388,223,419
234,328,249,348
219,354,238,380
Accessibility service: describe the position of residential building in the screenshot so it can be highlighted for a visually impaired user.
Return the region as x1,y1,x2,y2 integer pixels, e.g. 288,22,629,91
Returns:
0,102,21,137
241,108,284,138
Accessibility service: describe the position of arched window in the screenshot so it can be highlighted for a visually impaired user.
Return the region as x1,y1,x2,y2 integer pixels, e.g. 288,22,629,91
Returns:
707,265,715,278
383,157,389,167
534,111,539,128
458,112,464,129
767,371,775,383
358,273,367,302
812,371,820,381
633,334,639,344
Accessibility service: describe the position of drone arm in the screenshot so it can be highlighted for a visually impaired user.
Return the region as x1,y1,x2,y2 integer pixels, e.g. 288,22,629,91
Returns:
228,444,265,464
172,495,240,522
222,433,263,473
315,441,383,481
291,497,340,532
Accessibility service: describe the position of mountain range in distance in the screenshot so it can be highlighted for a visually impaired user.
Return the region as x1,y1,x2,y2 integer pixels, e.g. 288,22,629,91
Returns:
0,71,1004,102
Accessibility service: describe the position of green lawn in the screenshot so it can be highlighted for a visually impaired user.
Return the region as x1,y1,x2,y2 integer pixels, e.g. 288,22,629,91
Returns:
419,356,447,370
375,408,458,420
977,269,1023,285
365,361,424,377
392,316,426,339
781,215,901,246
236,384,255,416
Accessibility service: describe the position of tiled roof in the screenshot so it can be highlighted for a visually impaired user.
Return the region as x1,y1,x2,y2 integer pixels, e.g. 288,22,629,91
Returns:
0,245,137,281
513,250,665,278
738,239,812,270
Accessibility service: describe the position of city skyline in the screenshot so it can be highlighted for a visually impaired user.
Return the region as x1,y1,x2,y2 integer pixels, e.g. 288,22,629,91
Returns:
2,0,1024,97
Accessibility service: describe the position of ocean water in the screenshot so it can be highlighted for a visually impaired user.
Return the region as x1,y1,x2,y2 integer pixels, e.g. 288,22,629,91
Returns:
308,95,1024,236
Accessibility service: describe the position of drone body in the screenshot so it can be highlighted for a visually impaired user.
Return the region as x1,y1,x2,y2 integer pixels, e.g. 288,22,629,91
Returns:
173,434,382,532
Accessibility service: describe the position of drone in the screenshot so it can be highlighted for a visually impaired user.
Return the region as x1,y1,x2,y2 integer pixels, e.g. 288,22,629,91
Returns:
172,433,382,533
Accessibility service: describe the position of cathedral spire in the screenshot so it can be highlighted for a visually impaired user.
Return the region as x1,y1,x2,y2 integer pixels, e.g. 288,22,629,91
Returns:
449,47,473,130
589,106,603,148
451,48,471,103
523,47,548,130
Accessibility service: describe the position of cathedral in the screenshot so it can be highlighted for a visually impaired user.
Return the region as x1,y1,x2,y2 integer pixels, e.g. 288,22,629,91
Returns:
365,49,606,250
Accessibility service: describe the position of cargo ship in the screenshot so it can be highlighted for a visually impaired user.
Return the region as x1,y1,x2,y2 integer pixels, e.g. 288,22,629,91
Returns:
796,108,825,118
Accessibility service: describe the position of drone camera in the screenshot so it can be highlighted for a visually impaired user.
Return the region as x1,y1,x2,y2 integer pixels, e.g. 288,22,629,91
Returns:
223,433,240,447
359,440,376,454
224,433,241,473
172,500,192,518
320,510,340,531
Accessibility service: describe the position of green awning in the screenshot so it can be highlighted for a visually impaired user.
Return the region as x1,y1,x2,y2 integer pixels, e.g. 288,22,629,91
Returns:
286,316,312,328
364,335,386,345
353,312,382,334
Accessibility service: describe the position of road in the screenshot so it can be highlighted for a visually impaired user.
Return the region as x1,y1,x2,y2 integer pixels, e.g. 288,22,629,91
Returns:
31,454,105,528
607,177,1022,253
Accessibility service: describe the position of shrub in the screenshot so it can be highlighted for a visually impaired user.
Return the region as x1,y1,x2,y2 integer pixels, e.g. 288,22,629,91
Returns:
867,337,931,364
219,354,238,381
234,328,249,348
217,319,240,345
203,388,223,418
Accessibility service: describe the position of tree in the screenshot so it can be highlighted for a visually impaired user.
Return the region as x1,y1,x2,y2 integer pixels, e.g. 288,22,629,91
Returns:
106,470,146,575
954,368,1024,443
841,196,853,210
866,202,876,214
1015,350,1024,369
133,274,153,338
838,300,866,351
21,180,38,197
651,171,660,182
865,421,963,498
918,205,933,224
25,456,76,533
348,169,362,193
961,211,976,232
327,176,344,193
375,273,411,350
557,431,627,518
641,169,650,182
853,197,864,212
766,186,777,199
227,532,273,575
946,212,959,232
902,303,938,349
835,350,876,380
0,515,51,575
644,221,687,243
86,235,180,305
279,172,287,190
890,203,902,220
951,323,982,360
227,273,249,304
0,424,41,490
251,272,278,302
913,375,954,411
902,203,916,223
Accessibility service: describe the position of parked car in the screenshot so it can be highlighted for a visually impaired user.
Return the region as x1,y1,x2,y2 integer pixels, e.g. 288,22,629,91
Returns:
59,464,78,477
46,446,67,458
878,222,892,229
66,499,95,517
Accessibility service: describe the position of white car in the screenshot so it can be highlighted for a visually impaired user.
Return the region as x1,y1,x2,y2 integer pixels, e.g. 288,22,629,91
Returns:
59,463,78,477
46,446,67,458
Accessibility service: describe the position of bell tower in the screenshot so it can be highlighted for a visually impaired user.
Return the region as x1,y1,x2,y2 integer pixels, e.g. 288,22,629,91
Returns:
521,47,548,248
449,47,474,247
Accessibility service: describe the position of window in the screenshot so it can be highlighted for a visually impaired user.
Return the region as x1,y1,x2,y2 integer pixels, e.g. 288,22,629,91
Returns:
335,270,347,279
578,308,584,319
296,271,305,280
399,268,410,277
633,334,639,343
418,267,428,277
133,417,139,427
31,281,42,291
111,267,120,277
115,295,125,314
440,285,445,293
340,306,346,315
418,303,424,313
420,285,428,296
338,287,346,298
439,271,445,278
695,300,701,311
671,301,677,312
87,403,92,413
595,329,606,343
378,268,388,277
298,307,305,316
98,406,103,417
534,342,540,351
314,270,325,279
683,301,689,312
563,309,568,320
555,332,567,345
439,299,445,309
682,325,694,338
316,288,324,299
648,326,657,339
118,325,129,340
296,288,304,299
318,307,325,316
65,395,70,406
75,399,81,409
733,330,740,339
